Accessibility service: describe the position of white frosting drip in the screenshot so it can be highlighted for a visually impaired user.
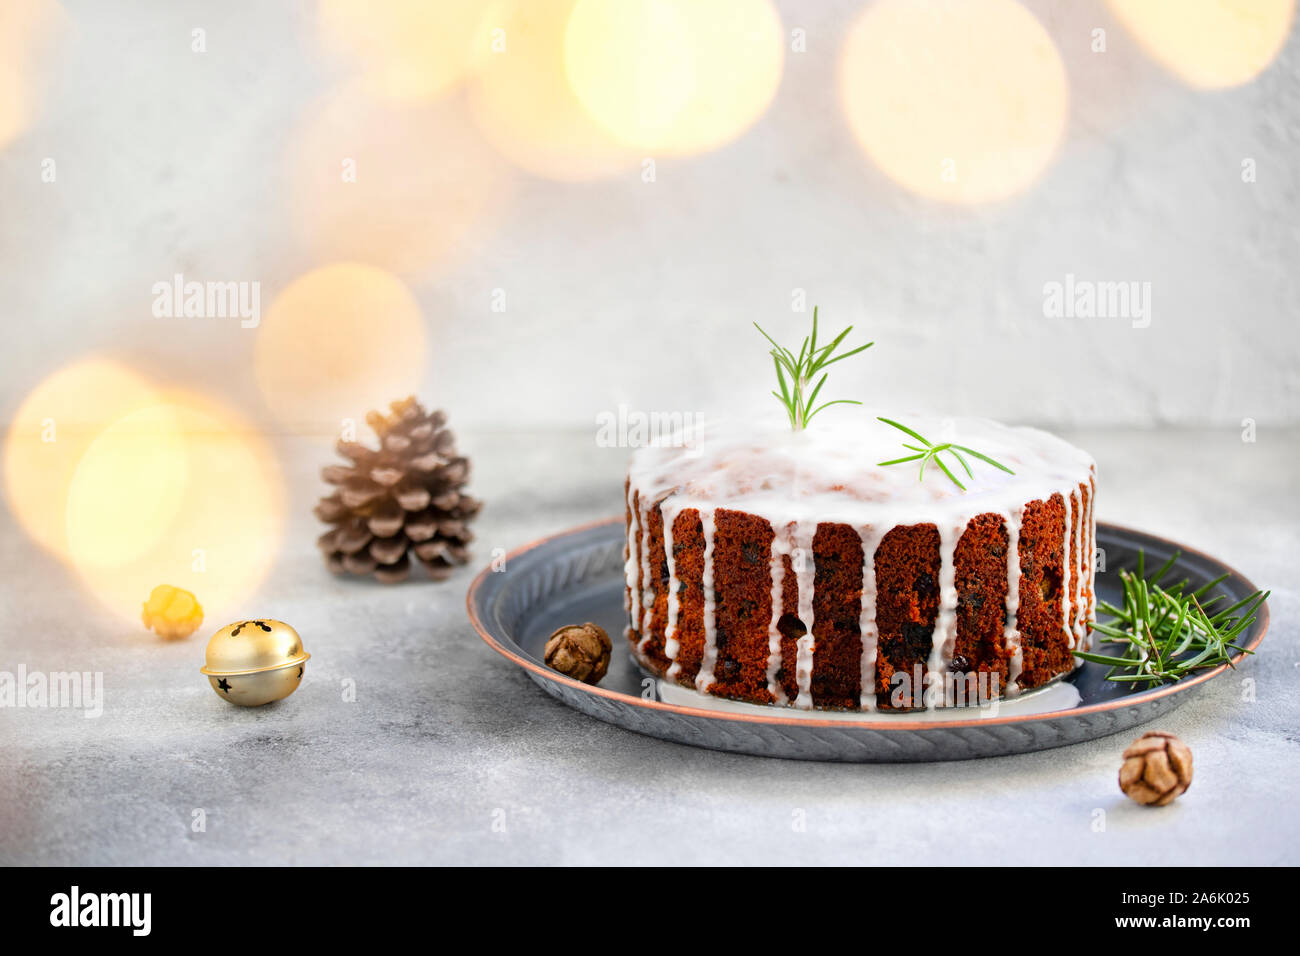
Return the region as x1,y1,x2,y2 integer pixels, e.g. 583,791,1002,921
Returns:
635,494,653,654
628,413,1095,710
764,528,789,704
1061,490,1073,647
791,522,817,709
926,521,961,708
1073,485,1085,646
662,499,682,674
694,509,718,693
1091,475,1098,616
857,526,883,712
1083,473,1097,652
624,483,641,634
1003,504,1024,695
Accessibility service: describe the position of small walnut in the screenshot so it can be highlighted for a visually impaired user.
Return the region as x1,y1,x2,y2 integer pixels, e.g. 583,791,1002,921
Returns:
1119,731,1193,806
544,623,612,685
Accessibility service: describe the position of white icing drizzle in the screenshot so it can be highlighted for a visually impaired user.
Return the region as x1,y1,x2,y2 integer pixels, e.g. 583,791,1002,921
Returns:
635,496,653,654
1073,483,1085,646
662,499,682,674
626,414,1094,710
1061,490,1073,647
764,526,790,704
791,522,817,709
693,509,718,693
1091,472,1098,617
1003,504,1023,695
624,484,641,632
1083,471,1097,650
856,527,883,712
926,521,961,709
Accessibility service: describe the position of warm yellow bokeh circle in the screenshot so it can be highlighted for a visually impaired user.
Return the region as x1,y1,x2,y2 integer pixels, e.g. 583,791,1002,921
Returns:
64,393,283,625
65,404,189,570
1106,0,1294,89
0,0,66,151
254,263,428,428
0,56,26,151
563,0,785,155
4,359,161,556
467,0,638,181
840,0,1068,204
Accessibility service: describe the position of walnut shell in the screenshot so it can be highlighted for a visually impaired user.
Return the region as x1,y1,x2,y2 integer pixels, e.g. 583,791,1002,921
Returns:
544,623,612,685
1119,731,1193,806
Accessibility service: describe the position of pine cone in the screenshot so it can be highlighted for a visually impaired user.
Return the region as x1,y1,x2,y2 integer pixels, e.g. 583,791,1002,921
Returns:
314,397,481,583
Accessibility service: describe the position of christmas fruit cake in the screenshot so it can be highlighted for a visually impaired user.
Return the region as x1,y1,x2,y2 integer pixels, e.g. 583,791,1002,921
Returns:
623,415,1096,711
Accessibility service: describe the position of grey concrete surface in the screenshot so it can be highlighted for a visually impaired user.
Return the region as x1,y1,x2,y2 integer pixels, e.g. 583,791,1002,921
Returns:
1,427,1296,865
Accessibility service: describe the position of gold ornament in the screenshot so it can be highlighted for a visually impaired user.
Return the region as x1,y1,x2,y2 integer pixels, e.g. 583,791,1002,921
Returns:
200,619,310,707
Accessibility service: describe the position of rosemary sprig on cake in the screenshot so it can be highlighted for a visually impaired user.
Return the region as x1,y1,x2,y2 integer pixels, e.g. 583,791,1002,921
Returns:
754,307,873,430
1074,550,1267,688
875,417,1014,491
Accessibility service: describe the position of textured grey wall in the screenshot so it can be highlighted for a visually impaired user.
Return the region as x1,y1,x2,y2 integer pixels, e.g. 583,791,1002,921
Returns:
1,0,1297,432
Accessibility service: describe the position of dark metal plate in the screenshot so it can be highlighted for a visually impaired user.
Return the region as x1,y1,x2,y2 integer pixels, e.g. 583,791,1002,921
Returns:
467,518,1269,762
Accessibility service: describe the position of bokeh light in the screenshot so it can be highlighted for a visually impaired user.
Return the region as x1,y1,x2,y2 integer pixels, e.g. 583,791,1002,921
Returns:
254,263,428,428
840,0,1068,204
0,0,66,150
289,83,513,277
65,394,283,625
316,0,496,103
563,0,784,155
467,0,638,181
65,405,188,569
4,359,161,556
1107,0,1294,89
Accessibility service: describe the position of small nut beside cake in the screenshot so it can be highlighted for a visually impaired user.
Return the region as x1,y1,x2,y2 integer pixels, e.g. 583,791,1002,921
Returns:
545,623,612,685
1119,731,1193,806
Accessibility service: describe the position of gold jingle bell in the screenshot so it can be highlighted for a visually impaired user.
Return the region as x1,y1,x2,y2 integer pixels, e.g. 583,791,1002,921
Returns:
200,619,309,706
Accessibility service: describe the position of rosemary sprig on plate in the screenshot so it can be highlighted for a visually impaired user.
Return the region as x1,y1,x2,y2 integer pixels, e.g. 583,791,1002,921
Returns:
875,416,1014,491
1074,549,1268,688
754,306,872,431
